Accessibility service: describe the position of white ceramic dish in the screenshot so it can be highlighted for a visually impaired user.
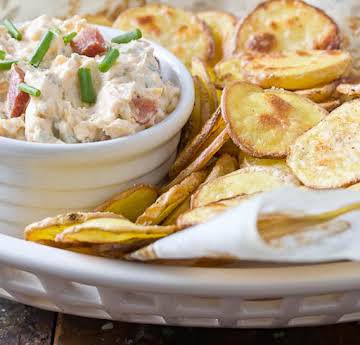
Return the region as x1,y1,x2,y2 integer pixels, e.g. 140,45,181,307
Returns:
0,26,194,237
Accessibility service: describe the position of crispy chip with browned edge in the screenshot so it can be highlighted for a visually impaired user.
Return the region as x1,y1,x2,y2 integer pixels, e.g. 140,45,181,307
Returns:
24,212,122,245
170,107,225,178
163,128,229,192
337,82,360,97
198,10,238,64
137,170,208,225
288,99,360,189
234,0,341,54
191,166,299,208
204,153,238,184
84,14,113,26
240,153,288,171
162,197,191,226
214,55,246,89
94,185,158,222
55,217,178,255
241,50,351,90
113,4,214,67
295,81,339,103
222,82,327,158
319,99,342,112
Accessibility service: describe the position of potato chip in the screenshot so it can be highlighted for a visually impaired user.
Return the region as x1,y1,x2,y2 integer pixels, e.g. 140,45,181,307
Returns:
319,99,342,112
94,185,158,222
170,107,225,178
222,82,327,158
137,170,208,225
241,50,352,90
162,197,191,226
113,4,214,67
288,99,360,189
234,0,341,54
217,139,240,157
163,129,229,192
197,10,238,64
191,166,299,208
204,153,238,184
24,212,121,244
56,218,178,255
295,81,339,103
336,82,360,97
84,14,113,27
214,55,246,89
348,183,360,191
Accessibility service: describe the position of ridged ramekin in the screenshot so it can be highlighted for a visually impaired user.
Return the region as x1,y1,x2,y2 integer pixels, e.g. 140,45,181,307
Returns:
0,26,194,237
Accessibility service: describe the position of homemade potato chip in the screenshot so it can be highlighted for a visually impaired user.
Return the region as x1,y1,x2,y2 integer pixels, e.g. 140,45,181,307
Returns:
197,10,238,64
162,197,191,226
163,128,229,192
336,81,360,97
214,55,246,89
84,14,113,26
217,139,240,157
349,183,360,191
94,185,158,222
137,170,208,225
204,153,238,184
222,82,327,158
191,166,299,208
113,4,214,67
288,99,360,188
240,50,352,90
170,107,225,178
56,217,178,254
295,81,339,103
24,212,122,244
234,0,341,54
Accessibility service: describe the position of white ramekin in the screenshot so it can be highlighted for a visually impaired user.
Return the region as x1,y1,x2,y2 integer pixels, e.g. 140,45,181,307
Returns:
0,26,194,237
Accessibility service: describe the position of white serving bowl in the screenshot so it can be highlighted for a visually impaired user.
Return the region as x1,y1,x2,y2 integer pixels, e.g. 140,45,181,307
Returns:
0,26,194,237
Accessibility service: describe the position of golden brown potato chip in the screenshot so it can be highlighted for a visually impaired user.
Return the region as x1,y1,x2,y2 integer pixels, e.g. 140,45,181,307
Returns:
163,129,229,192
217,139,240,157
295,81,339,103
214,54,246,89
234,0,341,54
113,4,214,67
162,197,191,226
94,185,158,222
204,153,238,184
197,10,238,64
319,99,342,112
288,99,360,189
222,82,327,158
24,212,122,244
222,50,351,90
56,217,178,255
137,170,208,225
348,183,360,191
336,82,360,97
170,107,225,178
191,166,299,208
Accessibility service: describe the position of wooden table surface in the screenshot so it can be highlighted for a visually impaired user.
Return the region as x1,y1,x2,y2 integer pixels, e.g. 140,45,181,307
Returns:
1,298,360,345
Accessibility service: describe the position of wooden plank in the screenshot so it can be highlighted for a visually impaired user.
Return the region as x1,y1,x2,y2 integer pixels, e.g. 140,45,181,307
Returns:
54,313,360,345
0,298,56,345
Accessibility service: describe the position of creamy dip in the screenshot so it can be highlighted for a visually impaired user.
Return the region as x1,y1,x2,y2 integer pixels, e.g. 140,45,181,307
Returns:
0,16,180,143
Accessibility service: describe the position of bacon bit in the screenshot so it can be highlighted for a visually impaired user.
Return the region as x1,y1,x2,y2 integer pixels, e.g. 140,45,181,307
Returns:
132,97,157,125
7,65,30,118
71,27,107,57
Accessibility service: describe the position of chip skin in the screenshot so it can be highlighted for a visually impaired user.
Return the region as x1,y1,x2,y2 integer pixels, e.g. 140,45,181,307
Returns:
222,82,328,158
191,166,299,208
241,50,352,90
137,170,208,225
94,185,158,222
197,10,238,64
295,81,339,103
287,99,360,189
113,4,214,67
234,0,341,54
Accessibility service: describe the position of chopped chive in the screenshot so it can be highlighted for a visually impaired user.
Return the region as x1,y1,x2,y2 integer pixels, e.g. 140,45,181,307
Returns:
52,27,62,35
0,60,17,70
78,68,96,104
18,83,41,97
3,19,22,41
0,50,6,60
63,31,77,45
30,30,55,67
111,28,142,44
98,48,119,73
